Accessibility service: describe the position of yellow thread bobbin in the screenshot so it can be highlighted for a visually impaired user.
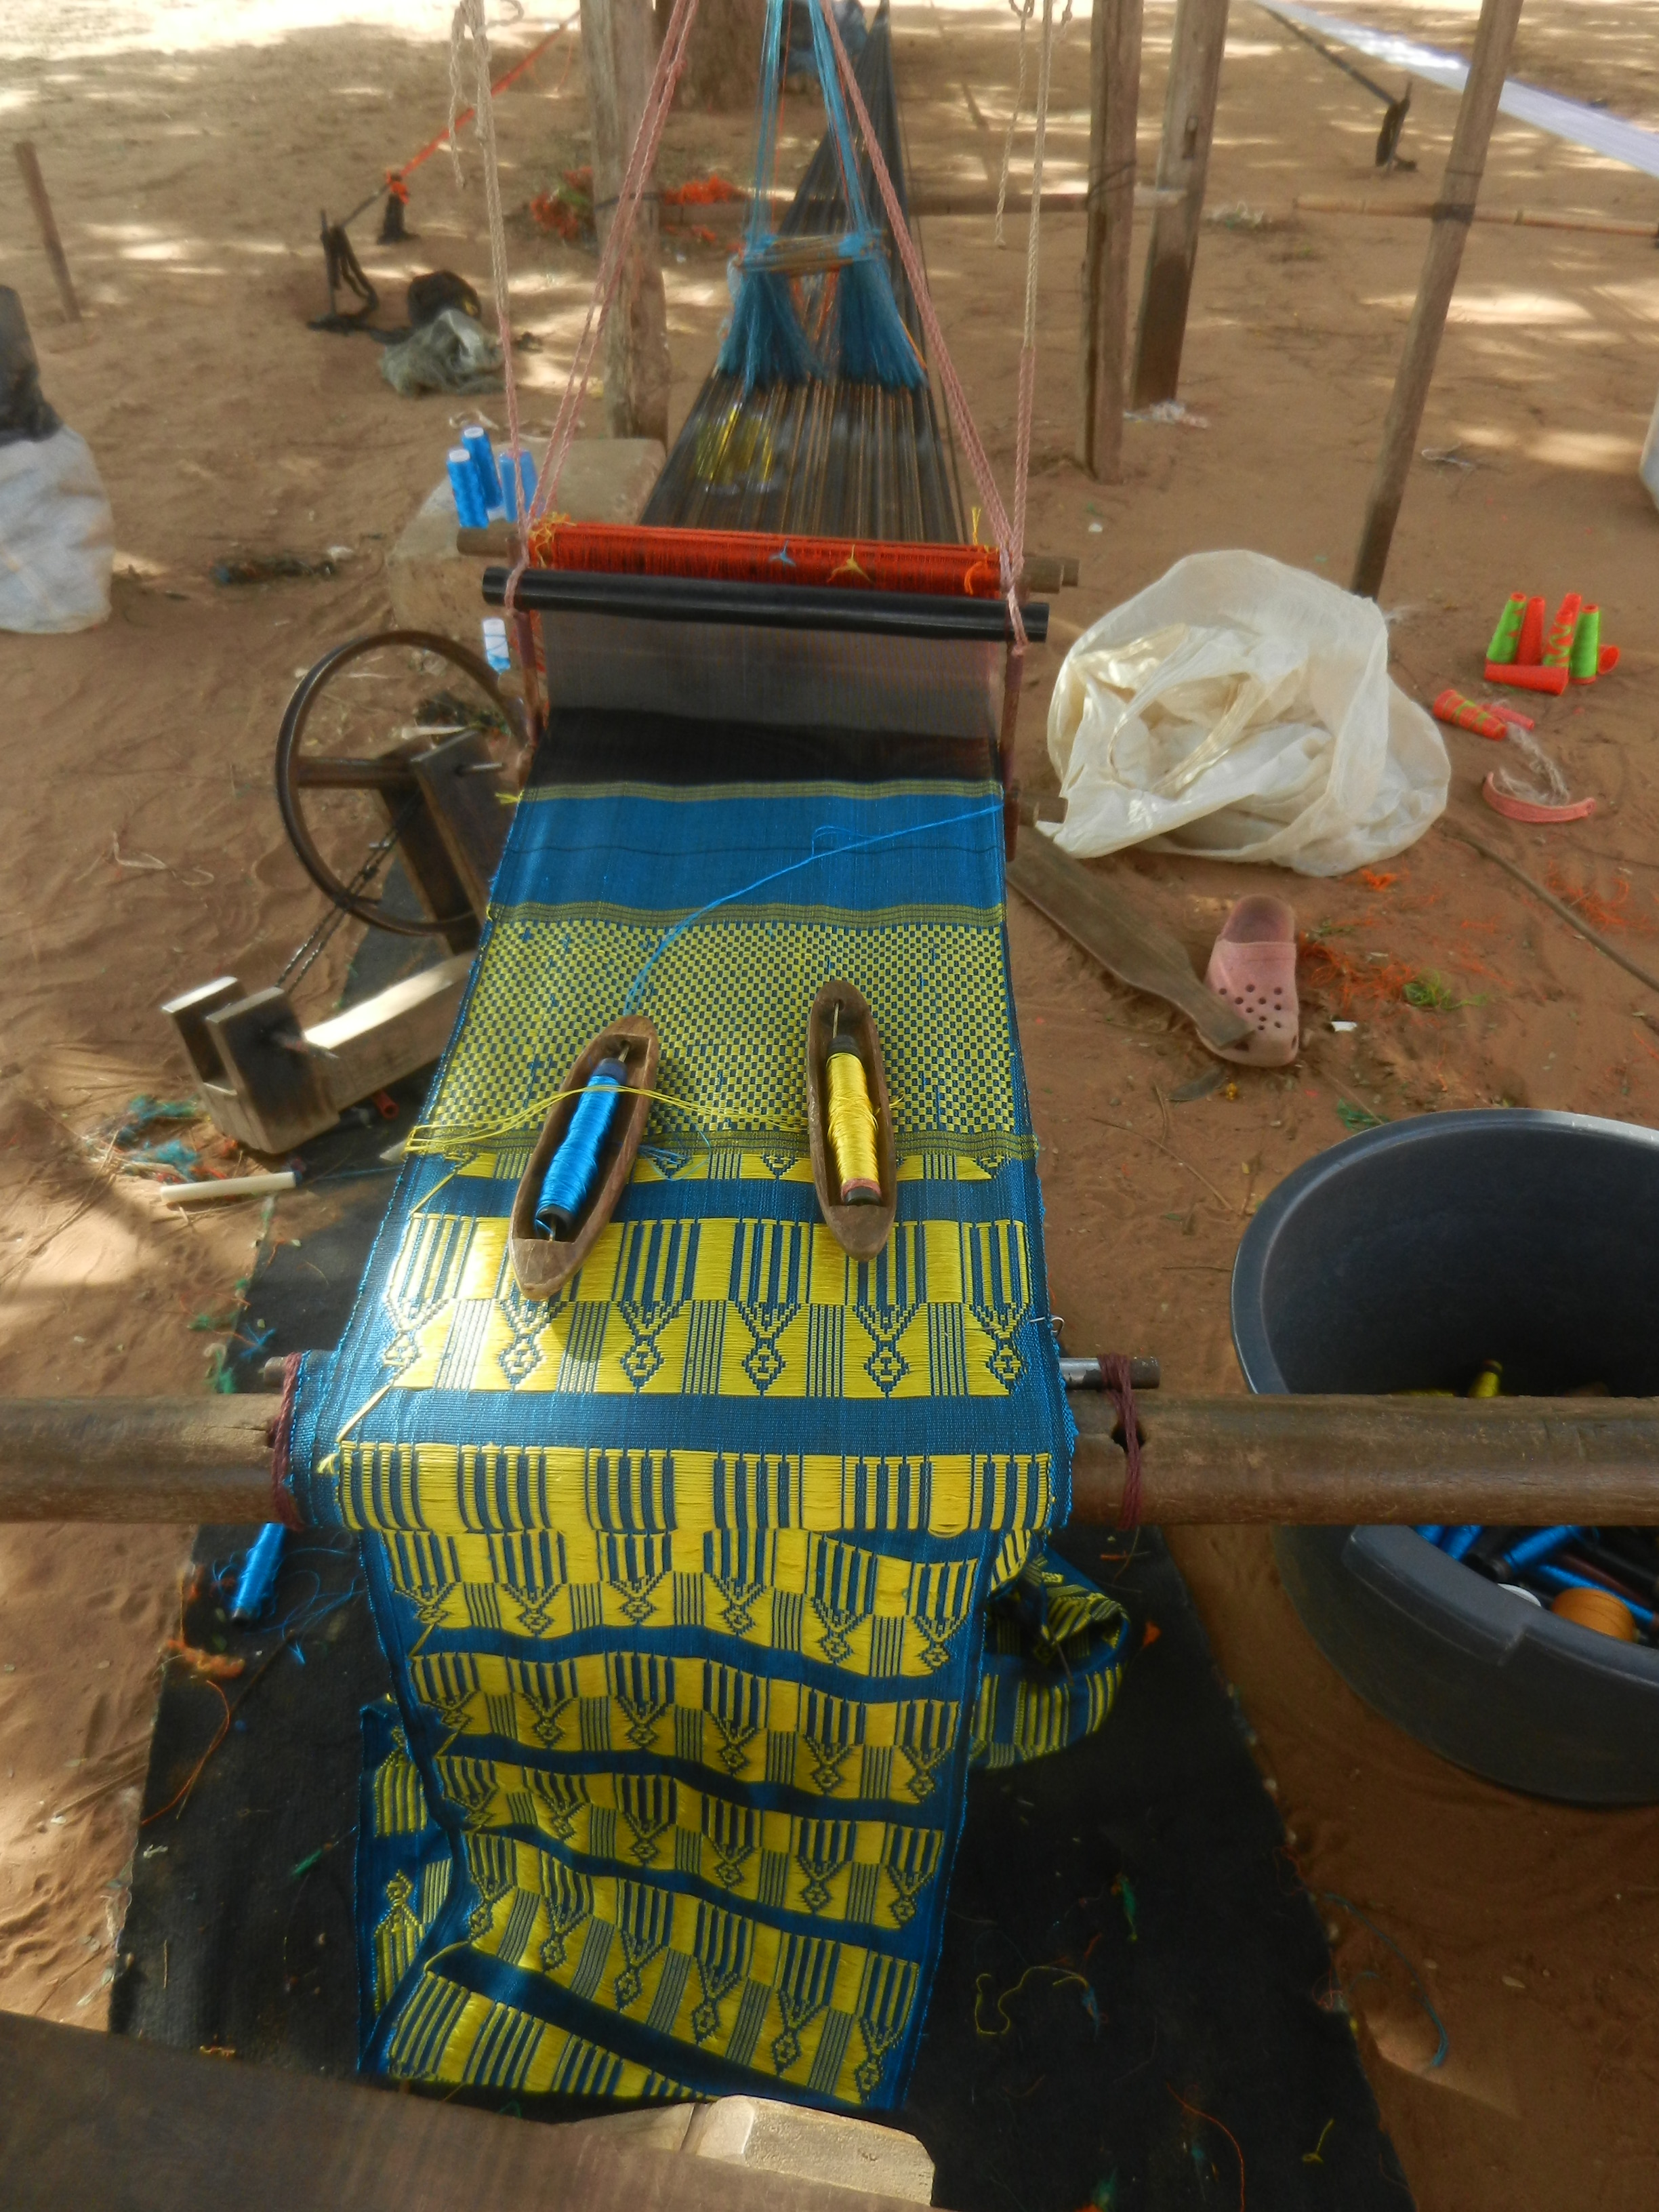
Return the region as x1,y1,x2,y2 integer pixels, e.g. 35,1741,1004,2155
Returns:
825,1039,881,1205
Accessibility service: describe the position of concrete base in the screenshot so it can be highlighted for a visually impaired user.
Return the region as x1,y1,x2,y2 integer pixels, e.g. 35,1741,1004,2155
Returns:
569,2096,935,2205
386,436,665,642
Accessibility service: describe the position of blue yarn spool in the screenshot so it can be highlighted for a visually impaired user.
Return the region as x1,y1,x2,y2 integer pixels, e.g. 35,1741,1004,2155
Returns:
231,1521,287,1623
1500,1524,1578,1576
1414,1524,1445,1544
447,448,487,529
536,1057,629,1237
497,448,537,523
462,424,503,514
1441,1524,1483,1561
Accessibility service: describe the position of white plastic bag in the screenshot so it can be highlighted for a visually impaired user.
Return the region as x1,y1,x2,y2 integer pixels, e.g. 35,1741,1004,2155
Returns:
1045,551,1448,876
0,426,114,634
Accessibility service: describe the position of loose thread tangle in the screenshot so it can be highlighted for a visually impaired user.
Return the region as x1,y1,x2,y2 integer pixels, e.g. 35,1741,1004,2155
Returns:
1167,2086,1246,2212
974,1961,1091,2038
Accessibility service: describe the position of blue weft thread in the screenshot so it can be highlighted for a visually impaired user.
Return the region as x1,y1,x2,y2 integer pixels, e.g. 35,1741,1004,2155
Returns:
536,1057,628,1235
622,798,1003,1015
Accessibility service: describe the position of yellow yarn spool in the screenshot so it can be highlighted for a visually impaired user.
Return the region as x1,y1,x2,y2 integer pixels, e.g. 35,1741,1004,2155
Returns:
825,1042,882,1205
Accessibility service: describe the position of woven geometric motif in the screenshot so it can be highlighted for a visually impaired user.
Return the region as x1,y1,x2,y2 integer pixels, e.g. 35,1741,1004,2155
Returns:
292,775,1124,2113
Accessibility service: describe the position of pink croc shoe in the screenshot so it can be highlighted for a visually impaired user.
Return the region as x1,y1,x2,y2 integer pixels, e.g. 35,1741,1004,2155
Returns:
1203,895,1298,1067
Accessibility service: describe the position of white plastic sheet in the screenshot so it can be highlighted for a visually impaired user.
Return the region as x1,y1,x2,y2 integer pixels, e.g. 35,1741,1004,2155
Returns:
0,426,113,634
1044,551,1449,876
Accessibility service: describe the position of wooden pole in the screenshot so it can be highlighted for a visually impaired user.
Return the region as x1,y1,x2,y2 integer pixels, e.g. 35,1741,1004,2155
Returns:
1349,0,1525,599
4,1392,1659,1527
1128,0,1228,408
0,2007,943,2212
1079,0,1145,479
1298,191,1658,242
12,142,81,323
578,0,671,445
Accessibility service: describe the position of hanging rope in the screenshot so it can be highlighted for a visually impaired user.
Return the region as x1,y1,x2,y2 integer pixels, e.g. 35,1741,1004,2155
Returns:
451,0,533,565
994,0,1034,249
1010,0,1056,588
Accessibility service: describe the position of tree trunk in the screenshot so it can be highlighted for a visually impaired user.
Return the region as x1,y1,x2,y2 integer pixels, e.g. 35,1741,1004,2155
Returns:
656,0,765,109
580,0,672,443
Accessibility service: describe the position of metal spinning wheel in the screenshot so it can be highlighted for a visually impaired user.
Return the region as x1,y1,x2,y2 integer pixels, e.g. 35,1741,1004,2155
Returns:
274,628,524,949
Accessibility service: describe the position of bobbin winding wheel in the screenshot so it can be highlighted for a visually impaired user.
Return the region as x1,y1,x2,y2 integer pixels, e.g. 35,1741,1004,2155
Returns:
274,628,529,951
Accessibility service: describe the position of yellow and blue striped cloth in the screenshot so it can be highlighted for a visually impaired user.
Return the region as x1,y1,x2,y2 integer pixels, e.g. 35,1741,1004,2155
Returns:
288,772,1127,2108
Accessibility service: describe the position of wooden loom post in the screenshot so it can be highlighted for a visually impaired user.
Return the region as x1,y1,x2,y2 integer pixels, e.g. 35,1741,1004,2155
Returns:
5,1393,1659,1526
579,0,672,445
1079,0,1145,480
1349,0,1525,599
1128,0,1229,409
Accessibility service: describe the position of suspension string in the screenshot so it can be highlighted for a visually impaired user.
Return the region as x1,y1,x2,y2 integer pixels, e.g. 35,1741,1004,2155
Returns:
811,0,1025,639
1010,0,1055,586
994,0,1035,249
451,0,531,565
513,0,705,585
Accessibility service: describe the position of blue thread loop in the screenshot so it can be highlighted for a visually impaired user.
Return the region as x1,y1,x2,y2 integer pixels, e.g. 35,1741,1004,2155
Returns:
536,1057,628,1236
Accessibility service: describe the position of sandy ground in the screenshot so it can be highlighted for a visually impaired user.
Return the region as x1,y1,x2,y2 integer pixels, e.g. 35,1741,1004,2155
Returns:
3,0,1659,2200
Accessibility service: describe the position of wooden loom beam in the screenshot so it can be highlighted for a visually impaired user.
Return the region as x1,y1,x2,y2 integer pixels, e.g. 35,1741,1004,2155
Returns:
3,1392,1658,1526
0,2008,942,2212
1349,0,1526,599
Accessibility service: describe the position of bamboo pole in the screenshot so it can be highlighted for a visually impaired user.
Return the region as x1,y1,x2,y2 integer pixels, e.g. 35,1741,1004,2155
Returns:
1349,0,1526,600
1298,192,1659,241
12,142,81,323
1129,0,1230,407
1080,0,1146,480
3,1393,1658,1527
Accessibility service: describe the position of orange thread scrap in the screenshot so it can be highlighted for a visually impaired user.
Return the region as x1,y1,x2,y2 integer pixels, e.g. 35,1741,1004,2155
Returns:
1544,867,1654,938
524,520,1004,598
1298,935,1420,1014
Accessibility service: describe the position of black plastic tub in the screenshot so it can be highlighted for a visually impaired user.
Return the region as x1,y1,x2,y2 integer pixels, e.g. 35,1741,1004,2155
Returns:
1231,1107,1659,1803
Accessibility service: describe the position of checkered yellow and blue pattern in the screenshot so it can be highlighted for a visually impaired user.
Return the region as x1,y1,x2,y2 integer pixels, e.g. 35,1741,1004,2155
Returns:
289,775,1127,2110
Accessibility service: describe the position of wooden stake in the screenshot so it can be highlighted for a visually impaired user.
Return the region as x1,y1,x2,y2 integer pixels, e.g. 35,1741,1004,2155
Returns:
1079,0,1145,479
6,1390,1659,1527
1129,0,1229,408
12,142,81,323
1349,0,1525,600
577,0,671,445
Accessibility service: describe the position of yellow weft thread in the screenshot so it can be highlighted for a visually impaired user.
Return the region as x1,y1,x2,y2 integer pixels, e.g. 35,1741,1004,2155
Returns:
826,1048,882,1204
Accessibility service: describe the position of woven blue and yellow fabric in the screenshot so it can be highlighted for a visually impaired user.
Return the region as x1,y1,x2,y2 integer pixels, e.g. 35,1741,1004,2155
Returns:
287,769,1128,2110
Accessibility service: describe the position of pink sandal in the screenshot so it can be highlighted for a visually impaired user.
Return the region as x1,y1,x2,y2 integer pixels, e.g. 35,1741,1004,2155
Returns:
1203,895,1299,1067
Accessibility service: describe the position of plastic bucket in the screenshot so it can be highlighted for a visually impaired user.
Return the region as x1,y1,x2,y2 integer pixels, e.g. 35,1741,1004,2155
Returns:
1231,1107,1659,1803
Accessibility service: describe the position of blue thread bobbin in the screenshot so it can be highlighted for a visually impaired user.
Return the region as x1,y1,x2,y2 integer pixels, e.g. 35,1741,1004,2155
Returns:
535,1057,629,1236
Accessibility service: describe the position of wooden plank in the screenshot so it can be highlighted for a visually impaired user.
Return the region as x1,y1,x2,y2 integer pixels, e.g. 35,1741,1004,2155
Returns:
0,2008,947,2212
8,1393,1659,1528
579,0,671,445
1006,830,1252,1049
1349,0,1525,599
1080,0,1146,480
13,142,80,322
1129,0,1230,408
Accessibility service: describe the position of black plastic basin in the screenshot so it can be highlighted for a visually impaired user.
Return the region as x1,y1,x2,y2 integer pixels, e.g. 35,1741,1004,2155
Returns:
1231,1107,1659,1803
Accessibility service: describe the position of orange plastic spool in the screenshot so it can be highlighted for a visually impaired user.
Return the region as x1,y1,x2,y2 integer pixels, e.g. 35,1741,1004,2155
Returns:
1551,1584,1638,1642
